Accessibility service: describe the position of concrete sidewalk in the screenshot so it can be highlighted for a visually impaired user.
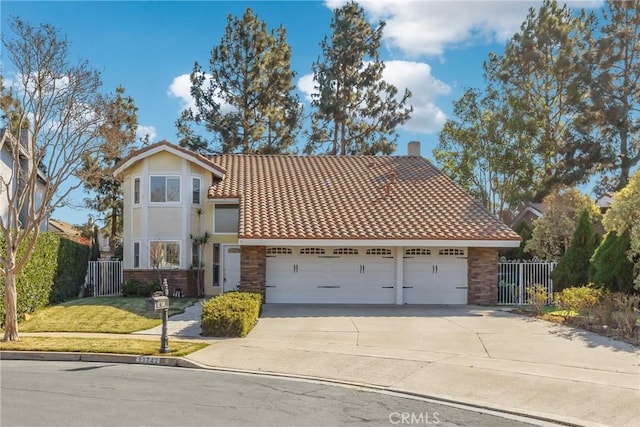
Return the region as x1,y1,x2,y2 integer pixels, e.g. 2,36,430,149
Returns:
181,304,639,427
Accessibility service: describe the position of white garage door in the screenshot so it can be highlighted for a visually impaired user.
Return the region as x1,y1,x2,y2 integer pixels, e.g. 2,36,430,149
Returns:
403,248,468,304
266,247,395,304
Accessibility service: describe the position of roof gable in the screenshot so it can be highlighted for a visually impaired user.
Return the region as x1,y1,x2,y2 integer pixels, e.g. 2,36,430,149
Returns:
112,140,226,178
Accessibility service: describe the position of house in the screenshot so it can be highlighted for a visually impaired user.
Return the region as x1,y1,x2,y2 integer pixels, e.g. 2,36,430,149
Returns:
113,140,520,305
0,128,48,232
510,202,544,230
48,218,86,244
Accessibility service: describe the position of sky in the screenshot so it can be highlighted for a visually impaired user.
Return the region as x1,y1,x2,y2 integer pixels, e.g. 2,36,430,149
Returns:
1,0,604,226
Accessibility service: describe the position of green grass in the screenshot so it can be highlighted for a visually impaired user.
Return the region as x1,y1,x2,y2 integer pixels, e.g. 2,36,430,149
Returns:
16,297,199,334
0,336,207,356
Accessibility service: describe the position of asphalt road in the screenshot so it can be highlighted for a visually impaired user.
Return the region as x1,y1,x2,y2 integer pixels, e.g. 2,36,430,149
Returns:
1,361,543,427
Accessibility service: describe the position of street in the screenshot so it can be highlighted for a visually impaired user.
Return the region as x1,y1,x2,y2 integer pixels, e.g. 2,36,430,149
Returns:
1,361,542,427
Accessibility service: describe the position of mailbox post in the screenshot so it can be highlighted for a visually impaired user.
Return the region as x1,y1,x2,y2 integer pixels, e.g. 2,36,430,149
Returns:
146,279,170,353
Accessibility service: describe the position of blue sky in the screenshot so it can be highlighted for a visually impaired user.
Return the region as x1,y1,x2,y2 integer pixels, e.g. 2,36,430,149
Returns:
1,0,603,226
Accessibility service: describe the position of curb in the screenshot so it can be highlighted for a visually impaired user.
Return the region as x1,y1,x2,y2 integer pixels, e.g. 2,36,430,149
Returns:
3,351,591,427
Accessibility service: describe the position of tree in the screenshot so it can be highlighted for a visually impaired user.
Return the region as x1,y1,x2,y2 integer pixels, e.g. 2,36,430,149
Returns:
1,18,105,341
177,8,302,154
602,169,640,289
434,86,535,220
306,1,412,155
580,0,640,193
525,186,601,260
492,0,598,201
590,231,635,293
80,85,138,252
551,208,601,291
501,220,534,261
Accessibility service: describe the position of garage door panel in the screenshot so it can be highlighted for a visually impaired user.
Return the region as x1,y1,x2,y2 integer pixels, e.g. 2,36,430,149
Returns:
265,249,395,304
403,251,468,305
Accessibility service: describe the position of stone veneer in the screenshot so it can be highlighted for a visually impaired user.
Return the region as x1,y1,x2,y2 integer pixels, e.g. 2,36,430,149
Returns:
239,246,266,294
123,269,201,297
467,247,499,305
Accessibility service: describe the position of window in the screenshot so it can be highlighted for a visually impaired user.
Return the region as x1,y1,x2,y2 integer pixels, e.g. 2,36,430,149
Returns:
366,248,392,256
333,248,359,255
149,241,180,269
214,204,239,233
300,248,325,255
192,177,201,204
266,247,293,255
133,242,140,268
150,176,180,203
439,248,465,256
133,177,140,204
192,241,200,268
405,248,431,256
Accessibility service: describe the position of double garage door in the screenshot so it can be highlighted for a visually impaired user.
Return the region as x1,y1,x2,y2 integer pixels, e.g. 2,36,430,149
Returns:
265,247,467,304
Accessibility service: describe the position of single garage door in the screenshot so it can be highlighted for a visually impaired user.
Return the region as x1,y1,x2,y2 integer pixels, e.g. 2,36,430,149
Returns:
265,247,395,304
403,248,468,304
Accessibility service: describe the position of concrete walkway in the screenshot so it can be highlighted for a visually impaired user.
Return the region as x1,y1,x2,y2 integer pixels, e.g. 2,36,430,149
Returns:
180,304,639,427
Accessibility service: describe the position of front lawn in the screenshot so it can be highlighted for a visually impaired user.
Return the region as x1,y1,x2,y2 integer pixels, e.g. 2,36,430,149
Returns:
0,336,207,356
16,297,199,334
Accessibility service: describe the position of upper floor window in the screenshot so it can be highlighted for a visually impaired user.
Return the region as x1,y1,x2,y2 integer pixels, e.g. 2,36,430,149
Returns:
214,204,239,233
133,177,140,204
192,177,201,204
150,176,180,203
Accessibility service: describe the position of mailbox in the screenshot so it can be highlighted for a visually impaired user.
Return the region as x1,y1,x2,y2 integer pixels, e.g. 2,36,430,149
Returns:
147,294,169,311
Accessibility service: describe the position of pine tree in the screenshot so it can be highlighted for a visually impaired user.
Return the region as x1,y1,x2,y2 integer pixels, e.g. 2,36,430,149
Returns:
306,1,412,155
177,8,302,154
79,86,138,252
551,208,601,290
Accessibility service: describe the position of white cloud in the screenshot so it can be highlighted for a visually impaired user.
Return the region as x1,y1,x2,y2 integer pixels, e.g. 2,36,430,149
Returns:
297,60,450,135
324,0,603,57
167,74,195,110
136,125,157,143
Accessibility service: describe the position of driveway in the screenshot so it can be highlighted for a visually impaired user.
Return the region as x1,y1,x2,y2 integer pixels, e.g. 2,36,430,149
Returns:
186,305,640,426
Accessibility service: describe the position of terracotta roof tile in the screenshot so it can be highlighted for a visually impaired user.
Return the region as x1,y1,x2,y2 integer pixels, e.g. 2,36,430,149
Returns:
207,154,520,242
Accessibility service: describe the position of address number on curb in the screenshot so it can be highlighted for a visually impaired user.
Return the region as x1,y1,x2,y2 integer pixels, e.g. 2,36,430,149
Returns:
136,356,161,365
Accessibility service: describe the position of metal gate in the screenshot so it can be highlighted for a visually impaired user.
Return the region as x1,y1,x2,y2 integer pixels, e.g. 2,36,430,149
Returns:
87,260,123,296
498,259,557,305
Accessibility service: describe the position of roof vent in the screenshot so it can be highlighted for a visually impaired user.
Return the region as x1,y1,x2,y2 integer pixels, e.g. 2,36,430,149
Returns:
407,141,421,157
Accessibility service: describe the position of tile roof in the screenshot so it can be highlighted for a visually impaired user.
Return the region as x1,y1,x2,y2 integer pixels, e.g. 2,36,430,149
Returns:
207,154,520,242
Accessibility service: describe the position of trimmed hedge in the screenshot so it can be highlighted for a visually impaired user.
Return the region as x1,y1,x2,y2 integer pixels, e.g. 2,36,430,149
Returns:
122,279,161,297
201,292,263,337
1,232,90,321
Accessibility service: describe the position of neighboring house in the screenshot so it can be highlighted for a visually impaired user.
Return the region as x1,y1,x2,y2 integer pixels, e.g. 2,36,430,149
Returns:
595,193,612,215
510,203,544,230
48,218,87,244
0,128,48,232
113,140,520,305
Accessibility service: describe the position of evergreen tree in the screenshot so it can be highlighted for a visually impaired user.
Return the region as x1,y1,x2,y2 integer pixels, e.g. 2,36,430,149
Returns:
580,0,640,193
590,231,635,293
306,1,412,155
501,220,534,260
177,8,302,154
551,208,601,290
493,0,598,201
79,86,138,252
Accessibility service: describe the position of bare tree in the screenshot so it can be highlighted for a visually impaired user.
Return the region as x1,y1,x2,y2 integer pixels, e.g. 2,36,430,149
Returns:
1,18,106,341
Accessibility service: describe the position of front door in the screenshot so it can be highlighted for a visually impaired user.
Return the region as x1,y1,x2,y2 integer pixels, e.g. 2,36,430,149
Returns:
223,245,241,293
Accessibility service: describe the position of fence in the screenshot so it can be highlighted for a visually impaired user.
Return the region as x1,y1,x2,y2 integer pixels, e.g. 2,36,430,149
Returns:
87,260,123,297
497,259,557,305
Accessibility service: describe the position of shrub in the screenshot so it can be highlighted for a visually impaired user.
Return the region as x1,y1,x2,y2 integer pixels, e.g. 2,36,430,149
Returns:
590,232,635,293
121,280,161,297
554,285,602,323
551,208,600,291
201,292,263,337
526,284,550,315
607,293,640,336
50,237,91,303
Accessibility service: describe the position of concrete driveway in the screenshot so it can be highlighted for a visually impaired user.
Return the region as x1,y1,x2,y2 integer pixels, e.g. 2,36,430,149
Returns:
186,305,640,426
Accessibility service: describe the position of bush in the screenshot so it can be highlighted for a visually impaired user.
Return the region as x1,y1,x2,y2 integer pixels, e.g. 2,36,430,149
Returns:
554,285,602,323
121,280,161,297
590,232,635,293
201,292,263,337
551,208,600,291
606,293,640,336
526,284,550,315
50,237,91,303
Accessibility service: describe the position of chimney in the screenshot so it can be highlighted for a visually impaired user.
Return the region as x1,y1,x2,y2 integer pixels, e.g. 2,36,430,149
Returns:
407,141,421,157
